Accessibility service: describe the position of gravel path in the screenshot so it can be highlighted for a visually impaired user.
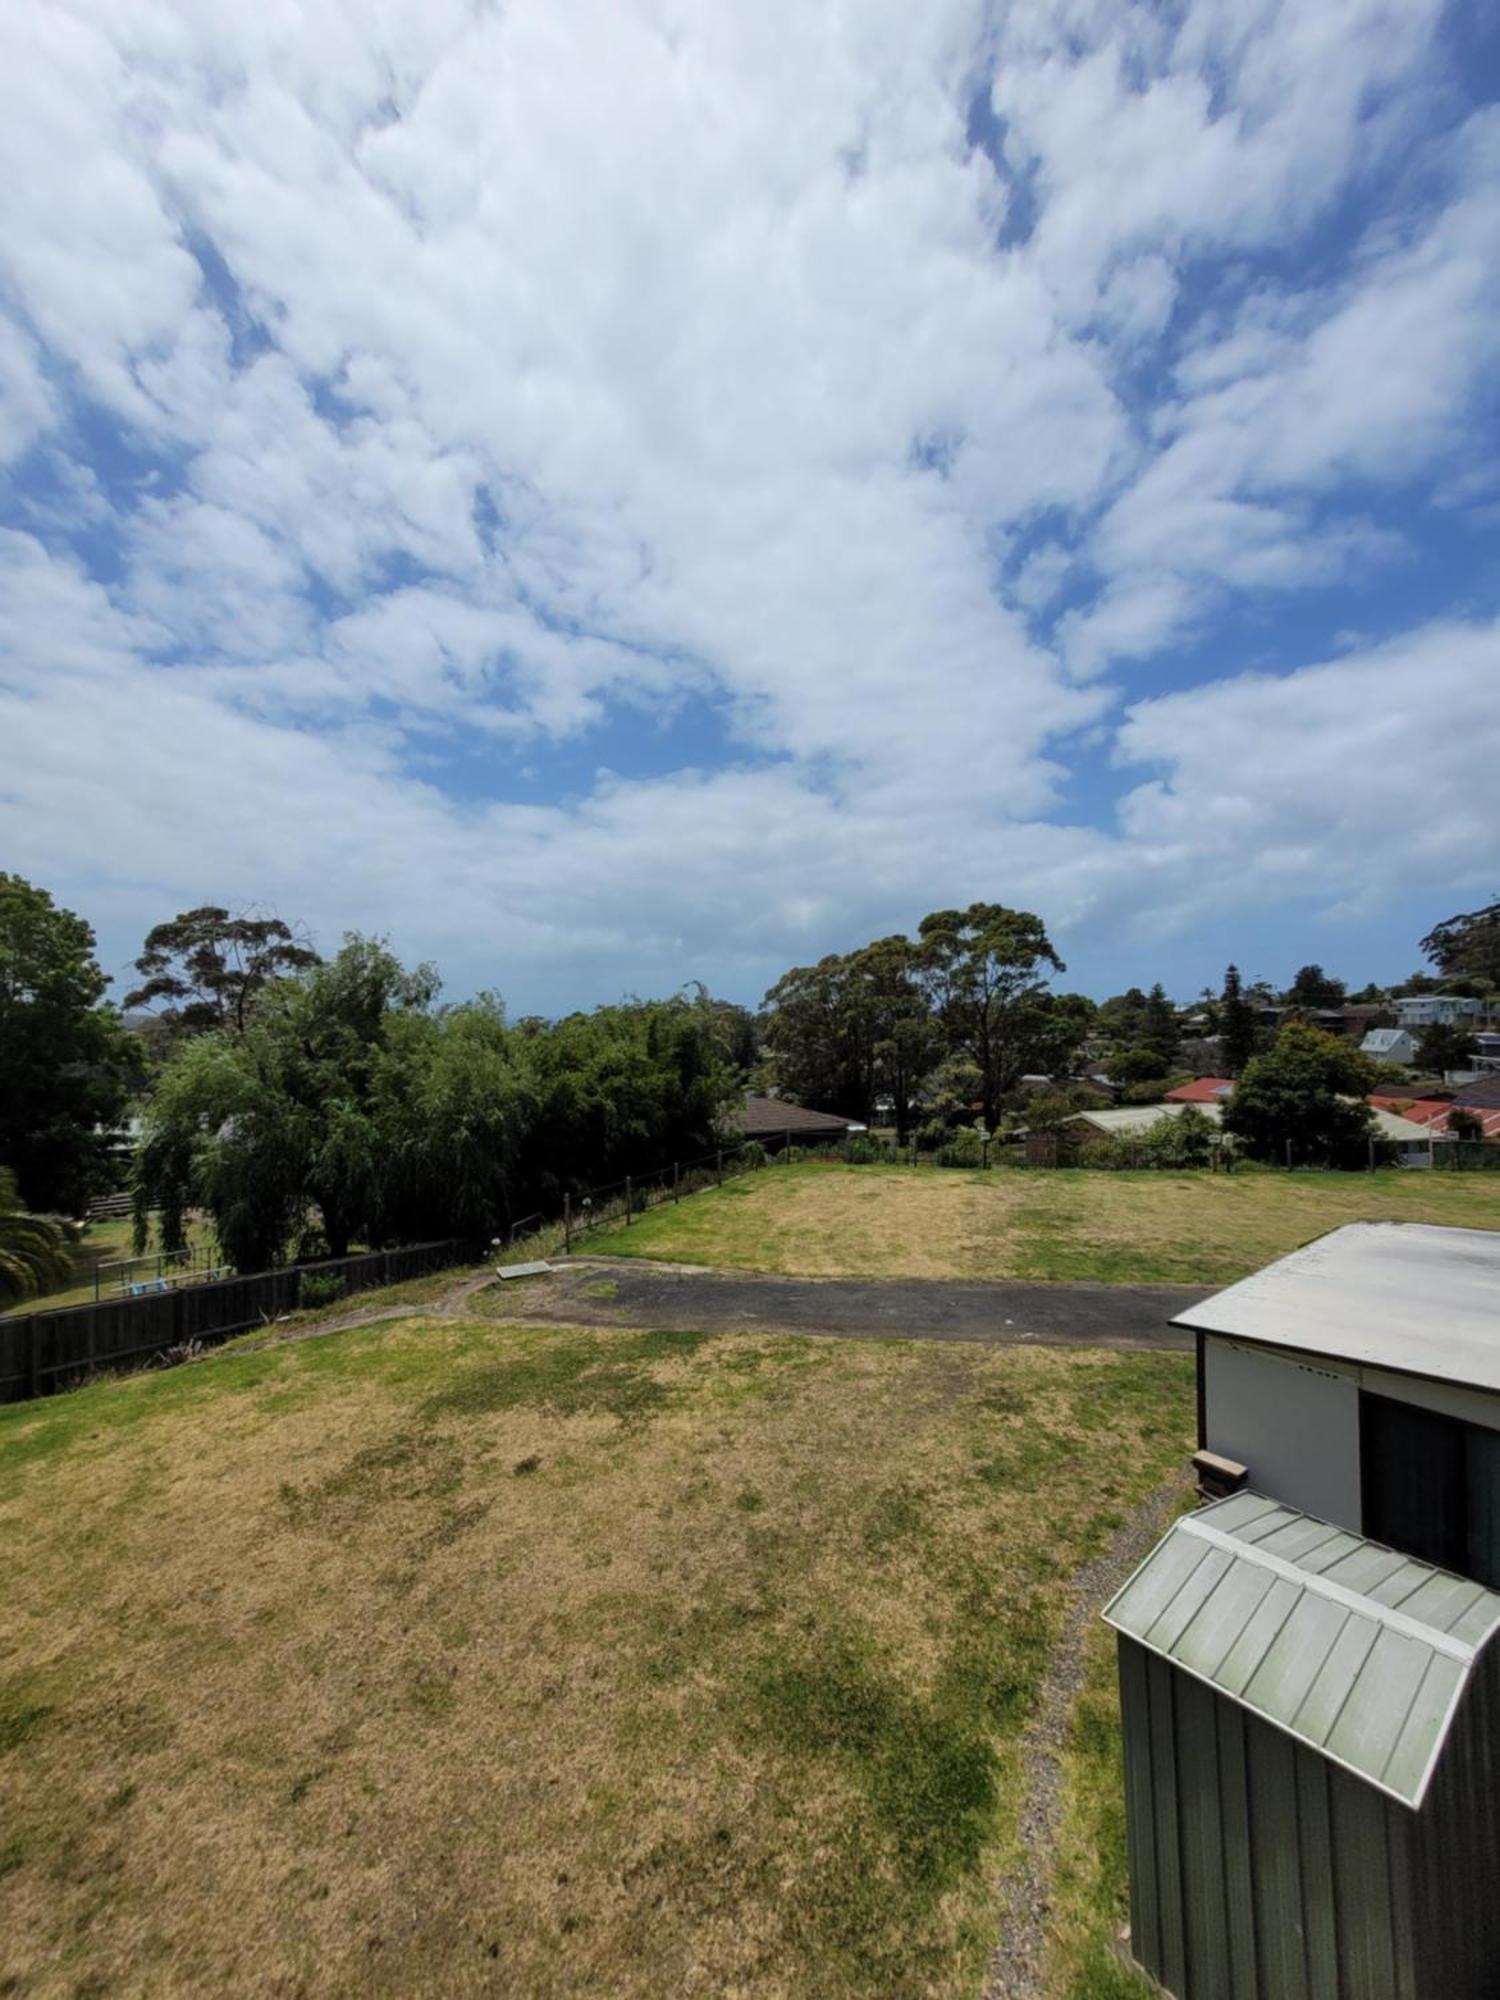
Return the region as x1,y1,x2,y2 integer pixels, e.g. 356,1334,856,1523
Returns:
983,1481,1185,2000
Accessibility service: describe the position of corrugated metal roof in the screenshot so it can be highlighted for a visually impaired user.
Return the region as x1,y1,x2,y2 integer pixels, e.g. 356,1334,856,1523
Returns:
1173,1221,1500,1390
1104,1492,1500,1807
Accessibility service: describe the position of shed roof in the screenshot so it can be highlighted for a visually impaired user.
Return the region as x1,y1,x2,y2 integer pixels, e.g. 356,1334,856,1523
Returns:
1104,1491,1500,1807
1172,1221,1500,1390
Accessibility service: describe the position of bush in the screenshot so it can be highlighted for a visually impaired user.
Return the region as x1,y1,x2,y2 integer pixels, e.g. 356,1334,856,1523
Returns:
843,1133,884,1165
737,1140,767,1169
1077,1108,1220,1171
916,1117,950,1152
299,1272,347,1310
936,1126,986,1169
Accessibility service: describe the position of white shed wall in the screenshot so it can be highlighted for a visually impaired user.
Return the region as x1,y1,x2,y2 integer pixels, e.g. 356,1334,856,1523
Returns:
1202,1337,1500,1535
1202,1338,1362,1528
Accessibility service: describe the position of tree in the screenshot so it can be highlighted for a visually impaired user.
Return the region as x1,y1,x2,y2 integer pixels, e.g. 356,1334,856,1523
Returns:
917,903,1066,1130
0,874,130,1213
1219,964,1257,1077
1420,898,1500,989
1285,964,1346,1011
1414,1022,1476,1076
1112,1046,1170,1084
851,936,943,1143
1098,987,1150,1048
762,952,879,1118
1449,1107,1483,1143
1221,1023,1376,1167
0,1169,73,1306
124,906,320,1038
1141,984,1180,1064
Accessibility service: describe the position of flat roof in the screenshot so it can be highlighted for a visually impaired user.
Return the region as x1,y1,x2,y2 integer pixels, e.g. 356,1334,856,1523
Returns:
1174,1221,1500,1392
1104,1490,1500,1807
1072,1103,1433,1143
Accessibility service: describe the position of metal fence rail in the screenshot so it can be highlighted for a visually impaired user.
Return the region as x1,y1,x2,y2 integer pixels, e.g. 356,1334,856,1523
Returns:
0,1238,473,1405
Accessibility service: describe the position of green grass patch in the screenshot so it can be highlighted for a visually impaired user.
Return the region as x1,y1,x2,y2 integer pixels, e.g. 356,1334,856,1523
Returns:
587,1157,1500,1285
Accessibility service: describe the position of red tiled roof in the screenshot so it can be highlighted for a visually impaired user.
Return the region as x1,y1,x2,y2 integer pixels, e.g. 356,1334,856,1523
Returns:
1371,1095,1500,1140
1164,1077,1235,1103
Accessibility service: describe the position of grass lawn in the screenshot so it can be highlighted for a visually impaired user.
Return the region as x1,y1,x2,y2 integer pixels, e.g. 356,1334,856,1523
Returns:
0,1302,1191,1997
587,1159,1500,1286
2,1215,219,1318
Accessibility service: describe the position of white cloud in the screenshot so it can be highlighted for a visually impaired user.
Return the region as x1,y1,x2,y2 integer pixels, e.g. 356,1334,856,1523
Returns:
0,0,1496,1004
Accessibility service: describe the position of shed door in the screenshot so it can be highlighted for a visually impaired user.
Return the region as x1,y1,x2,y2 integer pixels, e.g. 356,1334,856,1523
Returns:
1361,1393,1500,1588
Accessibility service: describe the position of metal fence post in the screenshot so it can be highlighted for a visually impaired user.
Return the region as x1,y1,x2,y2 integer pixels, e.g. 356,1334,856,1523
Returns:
564,1192,572,1253
673,1161,680,1202
625,1175,633,1225
716,1149,723,1185
28,1317,40,1400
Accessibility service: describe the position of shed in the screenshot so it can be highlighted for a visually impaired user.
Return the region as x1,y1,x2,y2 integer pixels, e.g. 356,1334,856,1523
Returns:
1105,1490,1500,2000
1180,1223,1500,1578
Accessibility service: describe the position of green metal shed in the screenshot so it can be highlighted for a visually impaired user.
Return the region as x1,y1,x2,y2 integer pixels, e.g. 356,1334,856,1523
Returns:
1104,1490,1500,1999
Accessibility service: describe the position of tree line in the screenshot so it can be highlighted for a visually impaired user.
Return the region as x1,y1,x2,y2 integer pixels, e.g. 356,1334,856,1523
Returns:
2,868,1497,1297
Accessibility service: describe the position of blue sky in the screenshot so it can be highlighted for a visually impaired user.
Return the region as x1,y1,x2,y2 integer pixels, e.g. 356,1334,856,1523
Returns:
1,0,1498,1015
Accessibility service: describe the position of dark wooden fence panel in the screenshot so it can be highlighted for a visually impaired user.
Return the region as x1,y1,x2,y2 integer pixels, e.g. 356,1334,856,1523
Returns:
0,1239,473,1404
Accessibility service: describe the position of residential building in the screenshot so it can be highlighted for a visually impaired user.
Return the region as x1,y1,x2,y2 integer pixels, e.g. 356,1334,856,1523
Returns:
1396,994,1490,1029
736,1095,862,1143
1067,1100,1435,1163
1360,1025,1418,1065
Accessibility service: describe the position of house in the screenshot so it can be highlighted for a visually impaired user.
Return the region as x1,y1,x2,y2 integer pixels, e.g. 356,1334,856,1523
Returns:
1104,1223,1500,2000
1163,1076,1234,1104
1453,1074,1500,1114
1360,1025,1418,1066
736,1095,863,1144
1396,994,1490,1029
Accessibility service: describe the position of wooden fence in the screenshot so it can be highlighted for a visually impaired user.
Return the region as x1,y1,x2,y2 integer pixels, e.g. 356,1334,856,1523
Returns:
0,1239,474,1405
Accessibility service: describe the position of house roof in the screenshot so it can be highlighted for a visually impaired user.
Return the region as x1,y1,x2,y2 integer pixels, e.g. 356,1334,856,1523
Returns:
1104,1490,1500,1808
1164,1076,1234,1103
1072,1102,1223,1135
1071,1102,1432,1144
1454,1075,1500,1110
1361,1027,1414,1053
1173,1221,1500,1392
737,1095,855,1137
1371,1096,1500,1139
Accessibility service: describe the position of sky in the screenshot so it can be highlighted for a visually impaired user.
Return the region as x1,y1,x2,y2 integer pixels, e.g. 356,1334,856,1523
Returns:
1,0,1498,1016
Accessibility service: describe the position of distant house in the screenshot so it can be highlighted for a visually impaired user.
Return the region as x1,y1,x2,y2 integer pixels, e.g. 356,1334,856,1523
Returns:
1360,1025,1418,1066
1396,994,1490,1029
736,1095,863,1144
1163,1076,1234,1104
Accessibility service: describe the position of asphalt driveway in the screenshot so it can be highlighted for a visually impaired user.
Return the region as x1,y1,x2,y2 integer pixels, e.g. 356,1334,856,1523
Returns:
492,1257,1205,1351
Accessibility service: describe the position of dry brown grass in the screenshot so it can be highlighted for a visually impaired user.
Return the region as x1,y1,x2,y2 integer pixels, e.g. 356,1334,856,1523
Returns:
589,1159,1500,1285
0,1312,1191,1998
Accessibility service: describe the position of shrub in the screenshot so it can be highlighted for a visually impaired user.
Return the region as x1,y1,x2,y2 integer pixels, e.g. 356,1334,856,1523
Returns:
843,1133,884,1165
299,1272,347,1310
916,1118,950,1153
937,1126,985,1169
737,1140,767,1169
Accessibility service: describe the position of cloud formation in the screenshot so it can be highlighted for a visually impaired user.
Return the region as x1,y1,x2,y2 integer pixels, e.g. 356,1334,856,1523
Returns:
1,0,1496,1005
